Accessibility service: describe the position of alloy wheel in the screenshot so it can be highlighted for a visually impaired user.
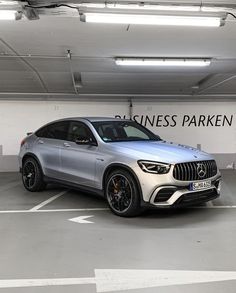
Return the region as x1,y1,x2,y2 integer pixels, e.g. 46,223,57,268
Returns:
107,174,132,213
23,161,36,189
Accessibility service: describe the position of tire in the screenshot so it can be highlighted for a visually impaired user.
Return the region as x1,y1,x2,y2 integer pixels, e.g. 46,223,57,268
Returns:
22,157,46,192
105,169,142,217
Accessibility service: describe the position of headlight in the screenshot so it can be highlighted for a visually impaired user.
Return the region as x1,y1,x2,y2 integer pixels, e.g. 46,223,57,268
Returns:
138,160,171,174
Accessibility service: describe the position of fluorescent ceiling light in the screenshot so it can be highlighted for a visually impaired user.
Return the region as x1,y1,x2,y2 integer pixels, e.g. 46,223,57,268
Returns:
0,1,18,5
0,10,18,20
79,3,200,12
115,59,211,67
107,4,200,12
201,6,232,13
81,13,224,27
79,3,230,13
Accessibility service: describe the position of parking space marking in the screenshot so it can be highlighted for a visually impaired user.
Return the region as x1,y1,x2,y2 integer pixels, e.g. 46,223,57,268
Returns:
69,215,94,224
0,205,236,214
1,269,236,291
36,208,108,212
193,205,236,209
0,208,109,214
30,190,69,211
0,277,95,289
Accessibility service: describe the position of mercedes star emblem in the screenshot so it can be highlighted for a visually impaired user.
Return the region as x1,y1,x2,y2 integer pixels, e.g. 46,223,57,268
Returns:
197,163,207,178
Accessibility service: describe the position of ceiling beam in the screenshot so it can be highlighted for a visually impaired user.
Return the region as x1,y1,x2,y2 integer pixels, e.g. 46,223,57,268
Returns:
197,74,236,94
0,37,49,93
0,92,236,97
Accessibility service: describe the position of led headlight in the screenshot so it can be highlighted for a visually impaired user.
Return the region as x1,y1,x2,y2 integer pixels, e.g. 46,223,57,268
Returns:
138,161,171,174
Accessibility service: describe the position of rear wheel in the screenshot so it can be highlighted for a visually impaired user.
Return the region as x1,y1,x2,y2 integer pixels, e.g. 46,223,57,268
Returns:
22,157,46,192
105,169,141,217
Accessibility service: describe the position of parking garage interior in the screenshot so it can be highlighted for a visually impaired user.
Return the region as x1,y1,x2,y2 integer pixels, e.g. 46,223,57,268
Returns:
0,1,236,292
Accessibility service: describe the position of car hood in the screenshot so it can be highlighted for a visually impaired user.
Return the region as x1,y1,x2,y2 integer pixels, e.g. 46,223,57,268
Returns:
109,140,213,164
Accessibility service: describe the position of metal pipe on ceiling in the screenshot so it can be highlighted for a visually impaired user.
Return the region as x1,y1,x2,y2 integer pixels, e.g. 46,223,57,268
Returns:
67,49,78,94
2,54,236,64
0,54,68,59
0,92,236,97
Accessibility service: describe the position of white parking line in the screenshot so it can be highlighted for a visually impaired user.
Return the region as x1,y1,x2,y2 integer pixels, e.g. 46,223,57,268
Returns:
1,269,236,291
0,205,235,214
0,208,109,214
30,190,69,211
193,205,236,209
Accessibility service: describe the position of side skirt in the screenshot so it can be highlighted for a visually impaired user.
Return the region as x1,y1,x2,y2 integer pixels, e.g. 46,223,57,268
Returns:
43,176,105,198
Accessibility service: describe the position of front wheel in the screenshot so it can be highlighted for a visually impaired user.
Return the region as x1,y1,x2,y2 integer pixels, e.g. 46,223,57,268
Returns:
22,157,46,192
105,169,142,217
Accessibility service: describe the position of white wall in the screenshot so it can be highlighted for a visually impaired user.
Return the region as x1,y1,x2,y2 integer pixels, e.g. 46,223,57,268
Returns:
0,100,235,171
131,101,236,154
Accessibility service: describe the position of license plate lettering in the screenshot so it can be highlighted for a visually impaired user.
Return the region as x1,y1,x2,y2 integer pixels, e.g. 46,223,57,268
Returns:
190,180,211,191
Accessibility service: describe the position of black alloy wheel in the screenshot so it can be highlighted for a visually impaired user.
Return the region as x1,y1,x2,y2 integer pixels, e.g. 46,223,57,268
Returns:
106,169,141,217
22,157,46,192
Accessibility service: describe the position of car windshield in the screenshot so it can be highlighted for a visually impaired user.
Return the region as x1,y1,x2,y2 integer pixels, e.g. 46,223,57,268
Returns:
92,120,161,142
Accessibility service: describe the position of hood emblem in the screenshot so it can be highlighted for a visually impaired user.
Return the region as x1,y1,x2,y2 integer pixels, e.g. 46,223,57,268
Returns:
197,163,207,178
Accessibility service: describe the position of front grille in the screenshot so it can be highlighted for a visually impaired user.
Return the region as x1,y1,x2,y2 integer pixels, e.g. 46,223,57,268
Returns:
173,160,217,181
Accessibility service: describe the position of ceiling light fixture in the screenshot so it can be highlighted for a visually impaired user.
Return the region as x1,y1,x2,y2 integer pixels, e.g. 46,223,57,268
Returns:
0,10,21,20
0,1,19,5
0,1,26,20
79,3,201,12
78,3,232,13
80,13,224,27
115,58,212,67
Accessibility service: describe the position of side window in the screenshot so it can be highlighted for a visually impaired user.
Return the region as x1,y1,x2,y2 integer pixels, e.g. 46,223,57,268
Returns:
35,126,48,138
67,121,96,143
36,121,69,140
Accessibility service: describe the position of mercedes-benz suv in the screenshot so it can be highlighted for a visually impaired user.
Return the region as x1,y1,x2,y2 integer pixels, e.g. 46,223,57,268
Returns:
19,117,221,217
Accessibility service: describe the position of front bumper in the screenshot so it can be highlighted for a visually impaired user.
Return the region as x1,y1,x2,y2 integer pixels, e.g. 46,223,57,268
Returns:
148,177,221,208
133,161,221,205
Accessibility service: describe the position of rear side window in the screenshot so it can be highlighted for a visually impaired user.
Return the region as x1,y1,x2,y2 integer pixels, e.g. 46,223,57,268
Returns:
35,126,48,138
36,121,69,140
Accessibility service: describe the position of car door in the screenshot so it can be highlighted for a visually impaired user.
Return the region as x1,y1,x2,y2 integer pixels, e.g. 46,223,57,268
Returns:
60,121,98,187
34,121,69,179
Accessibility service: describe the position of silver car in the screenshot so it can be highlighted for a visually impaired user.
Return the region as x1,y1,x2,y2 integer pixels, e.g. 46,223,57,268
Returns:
19,117,221,217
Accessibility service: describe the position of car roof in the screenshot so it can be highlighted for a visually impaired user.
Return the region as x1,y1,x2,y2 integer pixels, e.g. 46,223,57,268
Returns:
34,117,133,134
51,117,131,123
83,117,131,122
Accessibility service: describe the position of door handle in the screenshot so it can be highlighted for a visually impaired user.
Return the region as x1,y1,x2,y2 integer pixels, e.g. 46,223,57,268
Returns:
63,142,71,148
38,140,44,144
96,158,104,162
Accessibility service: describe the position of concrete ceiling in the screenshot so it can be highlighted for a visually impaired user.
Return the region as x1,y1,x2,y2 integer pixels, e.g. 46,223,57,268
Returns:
1,0,236,99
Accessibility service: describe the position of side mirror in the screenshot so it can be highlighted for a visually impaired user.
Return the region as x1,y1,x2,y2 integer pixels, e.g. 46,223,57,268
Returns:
75,136,97,146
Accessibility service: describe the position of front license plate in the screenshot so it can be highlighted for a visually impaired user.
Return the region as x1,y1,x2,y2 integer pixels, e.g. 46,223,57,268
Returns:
190,180,211,191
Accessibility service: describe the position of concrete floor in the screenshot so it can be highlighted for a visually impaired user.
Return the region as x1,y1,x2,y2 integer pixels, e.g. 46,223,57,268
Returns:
0,170,236,292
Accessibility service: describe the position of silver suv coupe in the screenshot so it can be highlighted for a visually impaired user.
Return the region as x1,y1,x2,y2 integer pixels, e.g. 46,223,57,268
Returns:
19,117,221,217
